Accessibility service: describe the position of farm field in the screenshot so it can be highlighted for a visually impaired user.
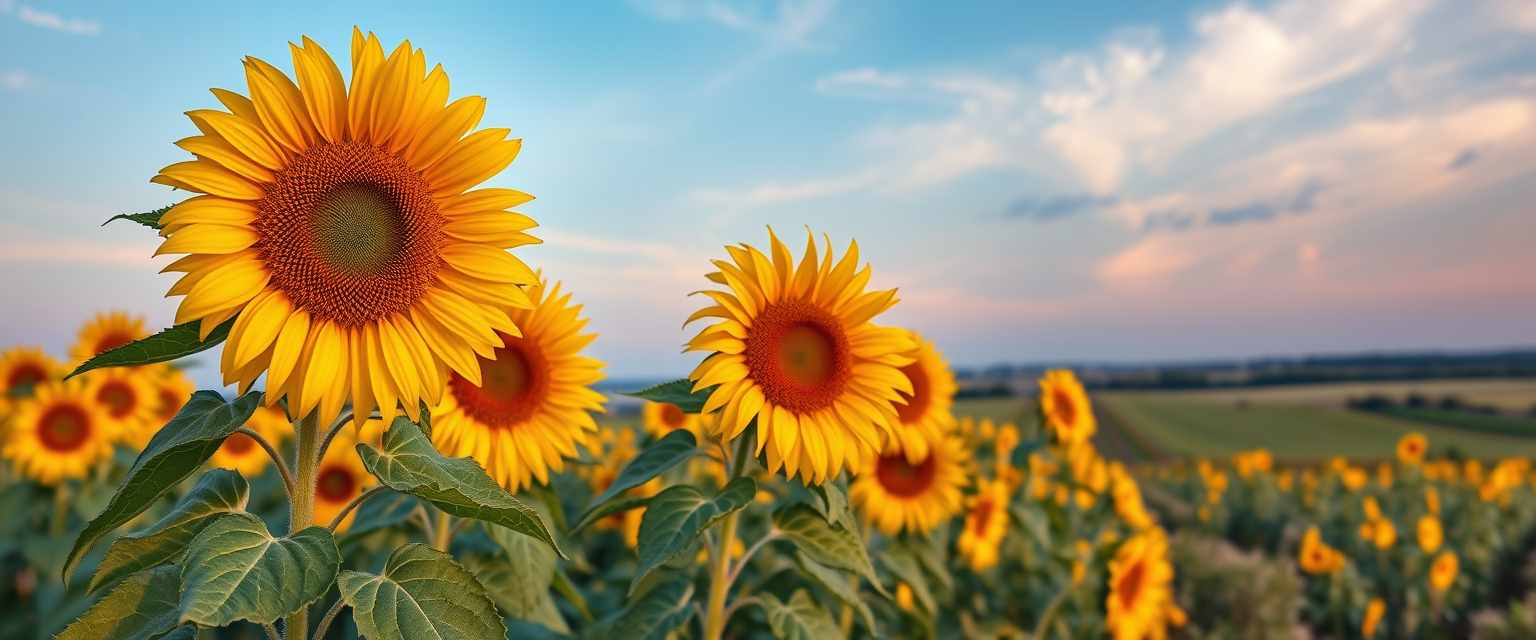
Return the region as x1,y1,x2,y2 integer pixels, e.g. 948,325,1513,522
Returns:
1153,378,1536,412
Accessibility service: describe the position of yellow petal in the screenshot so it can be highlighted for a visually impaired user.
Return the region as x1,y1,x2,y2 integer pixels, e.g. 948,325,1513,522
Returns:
265,307,312,403
155,160,263,200
291,37,349,143
230,290,292,372
405,96,486,170
368,40,414,148
439,245,537,285
439,187,535,217
347,31,386,143
186,109,286,170
159,196,257,233
156,223,259,256
175,135,275,184
244,57,316,153
174,256,269,325
425,130,521,196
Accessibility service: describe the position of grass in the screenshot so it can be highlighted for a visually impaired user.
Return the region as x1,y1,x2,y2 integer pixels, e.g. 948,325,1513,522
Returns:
1372,406,1536,438
1156,378,1536,412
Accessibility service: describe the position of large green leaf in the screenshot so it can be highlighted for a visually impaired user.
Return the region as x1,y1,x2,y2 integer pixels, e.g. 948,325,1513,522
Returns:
794,551,876,633
760,590,842,640
575,429,696,529
178,513,340,626
356,417,563,557
773,503,884,595
65,390,262,581
466,555,569,634
632,477,756,590
102,205,171,230
59,565,187,640
66,318,236,379
586,575,693,640
483,523,562,627
339,543,505,640
89,469,249,594
811,480,857,532
621,378,714,413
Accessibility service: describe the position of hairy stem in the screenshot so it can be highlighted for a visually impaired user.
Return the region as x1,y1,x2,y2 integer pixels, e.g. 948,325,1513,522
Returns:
285,411,321,640
703,433,755,640
327,486,389,532
311,596,347,640
238,426,295,499
431,510,454,553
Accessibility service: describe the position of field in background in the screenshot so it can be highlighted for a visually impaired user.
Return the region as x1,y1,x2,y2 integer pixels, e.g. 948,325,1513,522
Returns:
1148,377,1536,412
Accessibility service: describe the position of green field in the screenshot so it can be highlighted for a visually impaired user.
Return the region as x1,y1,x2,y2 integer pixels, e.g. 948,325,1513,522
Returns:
1157,377,1536,412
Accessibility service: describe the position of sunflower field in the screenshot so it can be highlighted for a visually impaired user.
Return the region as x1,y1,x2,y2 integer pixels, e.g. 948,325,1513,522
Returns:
0,26,1532,640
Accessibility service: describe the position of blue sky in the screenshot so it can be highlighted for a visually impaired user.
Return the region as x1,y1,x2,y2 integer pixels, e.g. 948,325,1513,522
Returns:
3,0,1536,386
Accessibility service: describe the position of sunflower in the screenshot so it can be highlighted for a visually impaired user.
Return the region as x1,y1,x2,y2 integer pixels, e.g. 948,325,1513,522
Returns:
1110,462,1156,531
130,366,197,449
87,367,158,446
431,277,605,492
311,427,374,532
957,478,1009,571
152,28,540,430
0,346,61,411
641,401,701,439
1038,369,1095,449
1105,527,1176,640
1298,526,1345,575
850,426,968,535
685,229,915,485
885,331,956,463
1396,432,1427,465
1429,550,1458,593
1417,515,1443,553
1362,597,1385,638
210,403,289,477
69,311,148,364
584,427,660,546
2,378,115,484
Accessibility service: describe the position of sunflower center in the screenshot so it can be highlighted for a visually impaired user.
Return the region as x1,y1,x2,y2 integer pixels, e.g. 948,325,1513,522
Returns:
316,465,357,503
449,333,550,428
6,363,46,398
744,300,852,412
223,432,257,455
38,404,92,452
895,362,931,424
256,143,442,327
875,452,938,498
95,331,137,356
1051,389,1077,427
97,380,138,419
1116,558,1146,610
660,403,687,428
156,388,182,421
970,497,995,534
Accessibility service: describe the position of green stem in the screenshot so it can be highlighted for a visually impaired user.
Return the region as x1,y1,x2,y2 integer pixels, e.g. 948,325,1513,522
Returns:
432,510,454,553
286,411,321,640
49,482,71,538
703,433,754,640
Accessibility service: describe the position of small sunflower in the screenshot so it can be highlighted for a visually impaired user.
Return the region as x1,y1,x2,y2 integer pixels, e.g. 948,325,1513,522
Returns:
431,278,605,492
641,401,701,439
153,28,540,430
0,346,61,410
2,379,115,485
210,403,289,477
312,427,374,532
886,331,957,463
957,478,1009,570
87,367,158,446
1298,526,1345,575
1105,527,1176,640
1362,597,1385,638
1429,550,1458,593
131,366,197,449
1397,432,1427,465
685,229,915,485
584,427,660,546
850,426,967,535
70,311,148,364
1038,369,1095,449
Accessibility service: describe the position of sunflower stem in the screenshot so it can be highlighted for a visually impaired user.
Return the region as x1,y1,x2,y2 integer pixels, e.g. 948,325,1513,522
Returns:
327,486,389,532
239,427,295,500
431,510,454,553
49,482,71,538
704,433,755,640
286,411,321,640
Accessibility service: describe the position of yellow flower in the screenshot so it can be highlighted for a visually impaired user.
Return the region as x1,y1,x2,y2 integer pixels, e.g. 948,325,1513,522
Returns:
850,426,968,535
132,366,197,449
153,29,539,431
1417,515,1443,553
1233,449,1272,478
1298,526,1345,575
1038,369,1095,449
1362,597,1385,638
1110,462,1156,531
210,403,288,477
69,311,147,364
2,378,115,485
1396,432,1427,465
1371,519,1396,550
0,346,61,412
584,428,659,547
641,401,700,439
1342,467,1368,492
1376,462,1393,488
311,427,375,532
886,331,957,463
895,582,915,612
957,478,1009,571
1362,496,1382,520
431,278,606,492
1105,527,1175,640
683,229,914,484
1425,487,1440,515
1429,550,1458,593
86,367,158,446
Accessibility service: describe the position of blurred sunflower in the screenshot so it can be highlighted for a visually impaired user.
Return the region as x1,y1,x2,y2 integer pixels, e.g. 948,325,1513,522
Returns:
153,28,540,430
431,278,605,492
69,312,147,364
584,427,660,546
685,229,914,485
1417,515,1443,553
1110,462,1156,531
1363,597,1385,638
1105,527,1175,640
131,367,197,449
641,401,701,439
1298,526,1345,575
886,331,956,463
1429,550,1458,593
210,403,288,476
88,367,158,445
0,346,60,410
3,379,115,484
850,426,967,535
1396,432,1427,465
957,478,1009,570
1038,369,1095,449
311,427,374,531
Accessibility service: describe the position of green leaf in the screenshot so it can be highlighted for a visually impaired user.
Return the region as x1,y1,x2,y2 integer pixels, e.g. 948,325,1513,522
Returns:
178,513,340,626
588,575,693,640
338,491,419,546
632,477,756,591
1010,502,1052,550
356,416,563,557
621,378,714,413
576,429,696,526
774,503,885,596
794,551,876,634
879,549,934,614
89,469,249,594
466,555,569,634
760,590,842,640
59,565,187,640
483,523,562,626
65,390,262,581
340,543,506,640
102,205,171,230
571,495,652,535
66,318,237,379
811,480,857,532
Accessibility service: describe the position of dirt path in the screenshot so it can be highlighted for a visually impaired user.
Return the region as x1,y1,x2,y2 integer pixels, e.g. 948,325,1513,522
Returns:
1093,403,1168,463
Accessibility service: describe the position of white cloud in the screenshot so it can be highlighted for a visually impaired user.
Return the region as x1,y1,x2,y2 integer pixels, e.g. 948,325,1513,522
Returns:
633,0,834,49
15,4,100,35
686,169,881,211
816,67,907,92
0,69,27,90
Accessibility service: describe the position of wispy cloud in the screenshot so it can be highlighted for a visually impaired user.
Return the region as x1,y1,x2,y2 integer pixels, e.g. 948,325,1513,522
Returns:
1005,193,1118,221
0,69,27,90
816,67,908,92
634,0,834,49
14,4,101,35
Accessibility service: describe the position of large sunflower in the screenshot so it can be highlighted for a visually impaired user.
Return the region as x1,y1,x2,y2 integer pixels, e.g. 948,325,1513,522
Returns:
430,278,605,492
1038,369,1096,449
0,346,61,411
210,403,289,477
957,478,1010,570
641,401,702,439
70,312,148,364
886,331,957,463
153,28,540,430
685,230,915,485
2,378,115,484
850,426,967,535
1105,526,1176,640
88,367,158,446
